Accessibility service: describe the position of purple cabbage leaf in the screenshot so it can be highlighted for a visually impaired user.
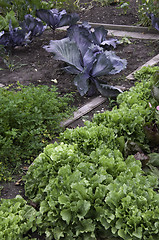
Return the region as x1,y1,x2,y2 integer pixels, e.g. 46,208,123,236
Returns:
36,9,79,31
44,36,127,97
147,13,159,31
0,31,11,47
20,14,47,38
44,37,83,72
0,21,30,48
91,25,119,49
0,15,46,48
67,24,92,56
67,23,120,50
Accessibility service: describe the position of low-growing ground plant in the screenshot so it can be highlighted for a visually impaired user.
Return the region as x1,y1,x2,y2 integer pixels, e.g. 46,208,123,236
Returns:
0,83,73,181
0,10,19,31
117,1,130,15
0,195,38,240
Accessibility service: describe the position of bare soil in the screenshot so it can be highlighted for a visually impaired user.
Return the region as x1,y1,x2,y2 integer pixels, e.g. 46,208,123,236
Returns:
78,0,139,25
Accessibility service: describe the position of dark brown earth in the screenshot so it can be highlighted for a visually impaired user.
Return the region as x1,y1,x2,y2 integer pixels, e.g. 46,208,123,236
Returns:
78,0,139,26
0,0,159,213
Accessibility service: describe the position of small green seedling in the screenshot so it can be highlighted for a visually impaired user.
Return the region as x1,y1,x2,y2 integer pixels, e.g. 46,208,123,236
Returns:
117,1,130,14
119,36,132,45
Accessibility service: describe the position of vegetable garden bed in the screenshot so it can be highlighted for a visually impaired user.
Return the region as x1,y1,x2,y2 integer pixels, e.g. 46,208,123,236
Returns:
0,0,159,239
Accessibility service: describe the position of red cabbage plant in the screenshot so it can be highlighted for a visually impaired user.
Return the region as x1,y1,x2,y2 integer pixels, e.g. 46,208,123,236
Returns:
36,9,79,31
67,23,120,51
147,13,159,31
0,15,46,48
44,23,127,97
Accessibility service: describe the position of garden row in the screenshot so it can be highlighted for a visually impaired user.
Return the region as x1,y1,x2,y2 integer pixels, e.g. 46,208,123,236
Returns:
0,1,159,50
1,65,159,239
0,8,130,180
0,1,159,239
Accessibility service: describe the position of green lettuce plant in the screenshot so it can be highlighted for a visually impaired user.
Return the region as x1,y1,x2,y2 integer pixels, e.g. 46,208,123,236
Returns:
23,142,159,239
0,195,38,240
93,66,159,150
59,123,118,154
23,67,159,239
140,69,159,146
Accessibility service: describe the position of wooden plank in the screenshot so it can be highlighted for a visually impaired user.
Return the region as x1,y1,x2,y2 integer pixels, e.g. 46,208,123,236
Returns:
84,22,158,34
58,26,159,40
61,96,107,127
108,30,159,40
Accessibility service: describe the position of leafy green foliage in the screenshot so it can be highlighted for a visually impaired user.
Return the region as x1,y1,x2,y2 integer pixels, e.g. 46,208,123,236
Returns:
0,10,19,31
92,104,151,150
0,84,73,180
0,195,38,240
49,0,80,11
117,1,130,15
2,66,159,239
134,66,159,82
137,0,159,27
0,0,78,27
59,123,118,154
24,142,159,239
23,67,159,239
133,67,159,147
93,66,159,151
0,0,44,21
148,153,159,167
